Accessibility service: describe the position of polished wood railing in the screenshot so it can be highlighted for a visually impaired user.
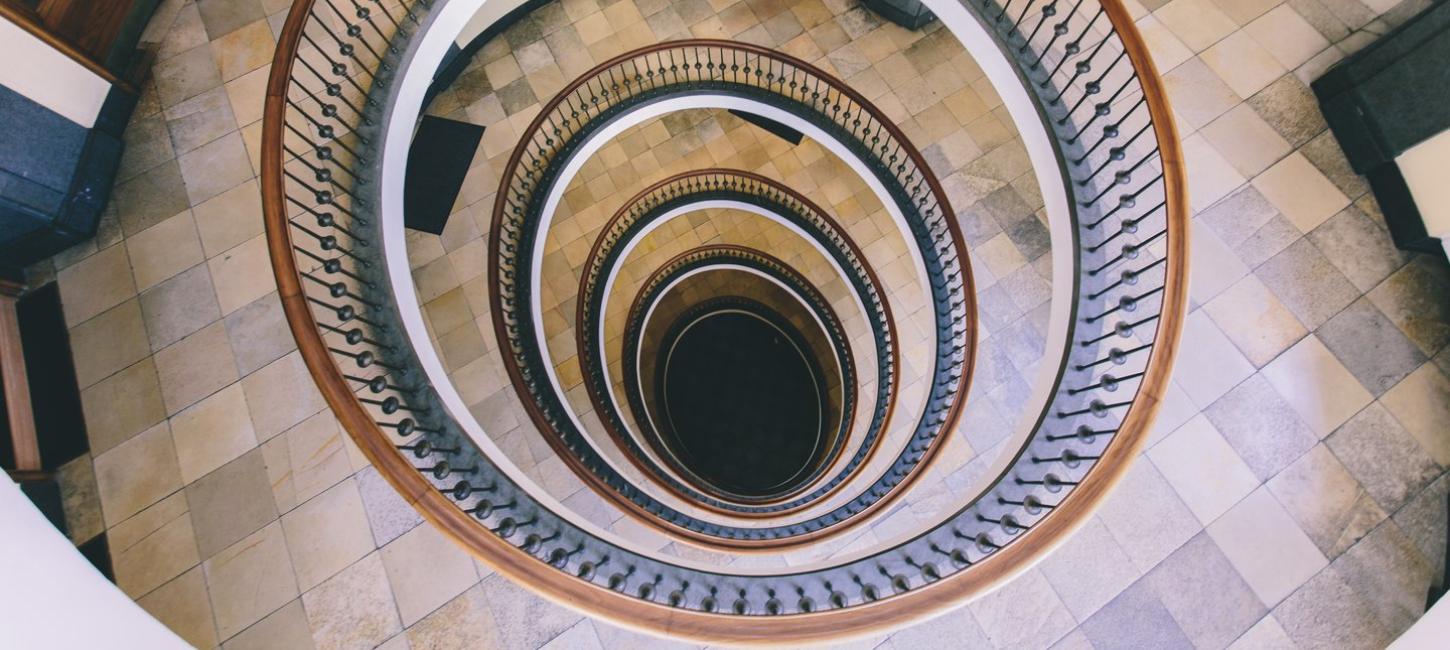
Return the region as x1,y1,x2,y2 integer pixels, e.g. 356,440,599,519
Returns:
261,0,1186,642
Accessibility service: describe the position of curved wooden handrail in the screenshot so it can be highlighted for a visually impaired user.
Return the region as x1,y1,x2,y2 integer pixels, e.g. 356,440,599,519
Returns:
572,168,904,518
259,0,1188,642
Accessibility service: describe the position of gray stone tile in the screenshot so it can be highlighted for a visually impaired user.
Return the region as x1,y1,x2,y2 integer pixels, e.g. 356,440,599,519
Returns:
496,77,539,115
1199,186,1280,250
224,292,296,376
1391,473,1449,591
356,466,424,547
880,608,990,650
301,553,402,650
1039,517,1140,622
164,87,239,155
1299,130,1370,200
1331,521,1432,638
1272,565,1393,649
1080,579,1194,650
186,448,278,558
118,113,177,182
1367,255,1450,356
1205,374,1318,481
1234,214,1301,269
153,44,223,108
114,159,190,237
1267,444,1385,558
57,455,104,545
968,568,1076,649
1255,238,1359,330
1146,533,1267,649
179,131,253,205
139,263,223,351
1246,75,1327,148
1097,461,1202,573
1317,298,1427,396
480,572,582,649
1327,402,1441,512
1307,206,1411,293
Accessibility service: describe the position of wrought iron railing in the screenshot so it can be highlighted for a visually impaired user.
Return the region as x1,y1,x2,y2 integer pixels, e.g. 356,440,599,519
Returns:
572,169,901,516
261,0,1186,642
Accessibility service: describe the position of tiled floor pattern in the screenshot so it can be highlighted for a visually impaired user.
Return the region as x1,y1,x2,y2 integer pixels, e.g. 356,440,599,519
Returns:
24,0,1450,647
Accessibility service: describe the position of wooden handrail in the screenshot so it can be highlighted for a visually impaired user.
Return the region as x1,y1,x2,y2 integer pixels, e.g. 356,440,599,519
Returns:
259,0,1188,642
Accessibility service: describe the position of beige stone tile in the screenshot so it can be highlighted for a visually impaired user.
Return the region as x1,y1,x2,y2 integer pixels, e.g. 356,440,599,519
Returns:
170,383,259,483
1246,4,1331,69
140,262,223,351
180,131,254,205
480,573,585,649
380,520,479,626
126,210,206,291
1173,310,1255,408
1366,255,1450,355
1037,516,1140,622
1189,219,1251,305
1210,0,1279,23
112,504,200,599
1098,461,1203,572
275,410,353,511
163,86,237,156
1137,14,1194,71
967,568,1076,647
208,234,274,315
57,244,137,328
282,478,376,591
1163,58,1243,131
187,448,278,560
1205,275,1306,367
1208,487,1327,606
405,584,501,649
1381,365,1450,467
241,350,327,442
138,566,219,649
56,455,103,544
1261,335,1371,438
222,599,314,650
193,179,264,258
205,521,299,640
301,553,402,650
1183,132,1247,213
1229,614,1294,649
81,357,166,455
1201,104,1293,178
1267,444,1385,558
108,491,188,553
1201,31,1286,98
1252,153,1349,233
1155,0,1240,51
1149,415,1260,524
224,65,270,128
94,421,184,526
155,321,240,414
212,19,274,82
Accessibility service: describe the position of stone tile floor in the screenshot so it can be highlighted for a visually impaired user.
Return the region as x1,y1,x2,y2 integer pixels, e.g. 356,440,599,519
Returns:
24,0,1450,647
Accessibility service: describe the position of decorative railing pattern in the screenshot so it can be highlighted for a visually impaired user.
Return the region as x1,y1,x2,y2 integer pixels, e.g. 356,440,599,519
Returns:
261,0,1186,642
487,41,975,546
573,169,900,516
617,244,860,504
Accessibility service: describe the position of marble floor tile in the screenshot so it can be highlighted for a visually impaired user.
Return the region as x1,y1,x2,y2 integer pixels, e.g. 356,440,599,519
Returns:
1155,0,1240,52
282,479,376,592
1038,517,1142,622
1367,255,1450,356
126,210,205,292
1200,103,1293,179
1328,402,1442,512
405,584,503,650
114,159,191,237
196,0,265,40
241,350,328,442
212,19,274,82
356,466,425,547
1206,374,1318,481
380,521,481,626
1173,310,1256,408
1266,444,1385,558
1271,565,1393,648
480,573,587,650
1246,75,1328,148
1380,365,1450,467
1260,335,1372,438
223,292,295,376
1253,153,1351,234
170,383,259,484
222,600,314,650
1307,205,1410,293
1145,532,1267,649
1208,487,1328,606
1298,130,1371,201
81,357,167,455
112,507,201,599
192,180,264,259
56,244,137,328
1162,57,1243,130
1256,238,1359,330
1245,4,1333,69
1149,414,1260,524
967,568,1076,649
1331,521,1432,637
1227,614,1294,649
94,421,184,527
138,566,220,649
153,44,224,108
179,131,254,206
301,553,403,650
1183,133,1248,213
1204,275,1306,367
1201,31,1286,99
208,234,278,316
56,455,104,544
204,521,299,640
163,87,239,156
187,449,278,558
1097,461,1202,573
1080,579,1194,650
154,321,240,414
139,263,223,351
1317,297,1427,396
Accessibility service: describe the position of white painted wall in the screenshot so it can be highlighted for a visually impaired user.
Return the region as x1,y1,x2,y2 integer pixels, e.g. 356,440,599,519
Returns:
0,475,187,649
0,15,111,128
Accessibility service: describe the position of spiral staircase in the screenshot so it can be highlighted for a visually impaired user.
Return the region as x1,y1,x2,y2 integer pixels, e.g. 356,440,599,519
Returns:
261,0,1188,642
